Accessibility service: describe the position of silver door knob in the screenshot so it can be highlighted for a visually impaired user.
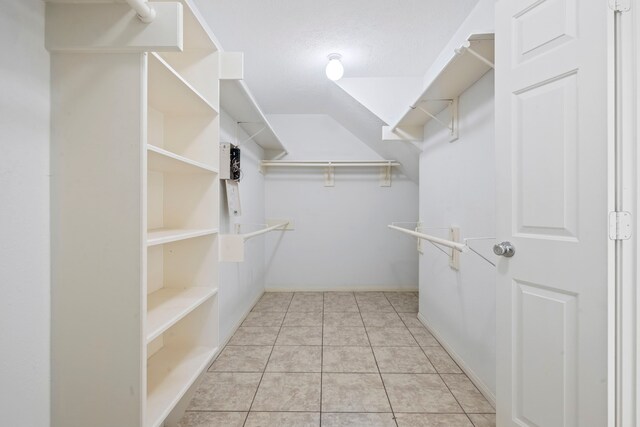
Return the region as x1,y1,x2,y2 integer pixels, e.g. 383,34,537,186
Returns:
493,242,515,257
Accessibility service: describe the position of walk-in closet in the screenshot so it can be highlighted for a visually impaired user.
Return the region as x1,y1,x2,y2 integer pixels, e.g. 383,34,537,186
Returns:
2,0,638,426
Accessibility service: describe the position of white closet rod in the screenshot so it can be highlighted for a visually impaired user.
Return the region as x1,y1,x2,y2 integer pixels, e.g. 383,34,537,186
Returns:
388,225,468,252
242,222,288,241
262,160,400,168
125,0,156,23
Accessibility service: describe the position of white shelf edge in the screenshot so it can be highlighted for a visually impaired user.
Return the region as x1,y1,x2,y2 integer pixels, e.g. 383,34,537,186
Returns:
146,345,218,427
391,32,494,131
219,79,288,155
146,287,219,344
147,228,219,246
149,52,219,115
147,145,219,174
261,160,400,167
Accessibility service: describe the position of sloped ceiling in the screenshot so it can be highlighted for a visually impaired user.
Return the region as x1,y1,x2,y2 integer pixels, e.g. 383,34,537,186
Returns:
194,0,479,182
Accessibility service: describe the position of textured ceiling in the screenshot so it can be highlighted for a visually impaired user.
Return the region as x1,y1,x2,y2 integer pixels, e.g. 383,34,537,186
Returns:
194,0,478,114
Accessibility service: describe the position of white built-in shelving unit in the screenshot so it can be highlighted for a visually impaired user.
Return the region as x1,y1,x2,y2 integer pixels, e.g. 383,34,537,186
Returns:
146,4,221,425
49,1,224,426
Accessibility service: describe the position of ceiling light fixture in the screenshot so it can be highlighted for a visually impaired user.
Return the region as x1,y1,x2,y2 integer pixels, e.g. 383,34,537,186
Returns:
325,53,344,81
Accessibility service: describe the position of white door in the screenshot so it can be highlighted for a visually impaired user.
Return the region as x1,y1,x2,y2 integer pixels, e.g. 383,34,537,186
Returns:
495,1,611,426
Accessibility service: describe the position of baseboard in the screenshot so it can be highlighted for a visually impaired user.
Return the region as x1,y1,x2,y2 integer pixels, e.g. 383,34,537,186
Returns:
417,312,496,408
265,285,418,292
218,290,265,349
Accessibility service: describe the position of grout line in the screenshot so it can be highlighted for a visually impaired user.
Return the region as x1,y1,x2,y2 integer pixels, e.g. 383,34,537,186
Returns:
242,293,293,427
437,373,468,415
361,293,399,427
465,413,478,426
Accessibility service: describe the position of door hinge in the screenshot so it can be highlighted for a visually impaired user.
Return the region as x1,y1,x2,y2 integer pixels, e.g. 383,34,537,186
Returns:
609,211,632,240
609,0,630,12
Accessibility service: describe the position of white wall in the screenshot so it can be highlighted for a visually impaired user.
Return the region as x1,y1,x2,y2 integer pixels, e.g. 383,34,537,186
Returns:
418,71,496,396
264,114,419,290
218,109,266,341
0,1,50,426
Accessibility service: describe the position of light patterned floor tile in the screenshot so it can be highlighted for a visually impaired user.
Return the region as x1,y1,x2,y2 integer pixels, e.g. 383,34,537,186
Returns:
373,346,436,373
321,413,396,427
266,346,322,372
398,312,425,328
361,311,405,327
323,346,378,373
410,327,440,347
242,311,285,327
209,346,272,372
323,326,370,346
321,373,391,412
395,413,473,427
382,373,463,413
422,346,462,373
323,311,364,327
227,327,280,346
282,310,323,326
245,412,319,427
467,414,496,427
441,374,495,413
251,373,321,411
187,372,261,411
366,327,418,346
275,326,322,345
178,412,246,427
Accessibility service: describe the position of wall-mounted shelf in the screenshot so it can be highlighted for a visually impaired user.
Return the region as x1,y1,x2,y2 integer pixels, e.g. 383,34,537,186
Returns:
220,79,288,157
146,345,218,427
148,145,218,174
384,33,494,142
147,228,219,246
146,287,218,343
261,160,401,187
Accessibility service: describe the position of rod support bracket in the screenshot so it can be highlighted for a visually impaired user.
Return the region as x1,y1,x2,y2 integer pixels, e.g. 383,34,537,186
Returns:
416,223,424,254
325,164,335,187
449,226,461,270
380,162,392,187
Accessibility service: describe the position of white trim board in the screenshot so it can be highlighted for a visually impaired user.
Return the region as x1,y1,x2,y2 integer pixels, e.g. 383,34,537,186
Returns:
417,312,496,408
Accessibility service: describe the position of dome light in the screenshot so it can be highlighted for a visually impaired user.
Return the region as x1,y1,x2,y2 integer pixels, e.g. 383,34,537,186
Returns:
325,53,344,81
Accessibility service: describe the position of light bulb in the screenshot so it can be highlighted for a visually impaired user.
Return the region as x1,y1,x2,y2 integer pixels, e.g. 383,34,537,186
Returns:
325,54,344,81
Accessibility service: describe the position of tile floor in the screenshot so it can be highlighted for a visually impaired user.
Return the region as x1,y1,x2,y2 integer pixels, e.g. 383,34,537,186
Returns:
179,292,496,427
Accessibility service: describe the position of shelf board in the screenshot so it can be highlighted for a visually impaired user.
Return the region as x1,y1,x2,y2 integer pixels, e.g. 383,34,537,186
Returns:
148,53,218,116
147,228,218,246
146,345,218,427
219,79,287,155
393,33,494,131
147,145,218,174
146,287,218,343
